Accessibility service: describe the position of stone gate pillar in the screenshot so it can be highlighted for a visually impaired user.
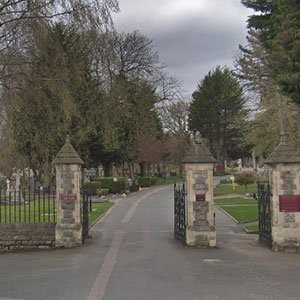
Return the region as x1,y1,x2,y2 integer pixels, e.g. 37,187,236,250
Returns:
265,138,300,252
53,136,84,248
182,136,217,248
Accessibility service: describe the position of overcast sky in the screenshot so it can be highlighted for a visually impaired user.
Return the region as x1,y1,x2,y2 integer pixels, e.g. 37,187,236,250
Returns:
113,0,252,97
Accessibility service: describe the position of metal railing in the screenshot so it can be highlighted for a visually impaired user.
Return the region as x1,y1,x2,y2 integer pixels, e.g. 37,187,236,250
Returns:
0,187,56,223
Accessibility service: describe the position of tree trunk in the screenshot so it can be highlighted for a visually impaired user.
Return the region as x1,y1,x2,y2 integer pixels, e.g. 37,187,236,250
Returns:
140,162,145,177
103,161,112,177
129,162,134,179
216,134,225,173
179,163,184,177
252,152,257,170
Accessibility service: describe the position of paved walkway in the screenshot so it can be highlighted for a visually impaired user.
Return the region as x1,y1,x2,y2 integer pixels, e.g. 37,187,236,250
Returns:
0,185,300,300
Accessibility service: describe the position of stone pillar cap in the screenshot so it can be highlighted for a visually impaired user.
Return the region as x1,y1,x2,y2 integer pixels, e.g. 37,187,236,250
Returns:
265,138,300,164
182,134,217,164
52,135,84,165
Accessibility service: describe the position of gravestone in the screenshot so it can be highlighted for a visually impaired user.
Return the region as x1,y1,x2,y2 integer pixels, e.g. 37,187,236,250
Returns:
53,136,84,248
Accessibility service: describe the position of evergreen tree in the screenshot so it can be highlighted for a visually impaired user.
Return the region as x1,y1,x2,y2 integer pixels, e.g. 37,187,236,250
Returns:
242,0,300,105
9,23,101,183
188,66,247,171
235,28,298,158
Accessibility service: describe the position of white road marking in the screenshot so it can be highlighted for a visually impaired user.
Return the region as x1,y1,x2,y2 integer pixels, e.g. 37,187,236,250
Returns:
203,259,221,263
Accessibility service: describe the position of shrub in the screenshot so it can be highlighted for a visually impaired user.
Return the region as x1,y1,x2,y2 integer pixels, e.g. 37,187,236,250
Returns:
234,172,256,192
225,166,238,174
220,179,231,184
96,188,109,197
151,177,158,185
82,181,101,196
94,177,127,194
137,177,151,187
129,184,139,192
137,177,158,187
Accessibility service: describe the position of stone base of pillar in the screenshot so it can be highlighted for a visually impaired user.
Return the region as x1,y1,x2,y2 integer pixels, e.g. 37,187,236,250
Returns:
186,201,216,248
272,226,300,253
55,223,82,248
186,226,216,248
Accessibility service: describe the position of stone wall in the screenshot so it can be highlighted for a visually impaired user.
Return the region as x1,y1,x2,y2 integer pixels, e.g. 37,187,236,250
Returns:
269,163,300,252
0,223,55,252
185,163,216,248
55,163,82,248
186,202,216,247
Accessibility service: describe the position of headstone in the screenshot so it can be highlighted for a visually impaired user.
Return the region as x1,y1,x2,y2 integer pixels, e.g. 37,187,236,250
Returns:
6,179,10,196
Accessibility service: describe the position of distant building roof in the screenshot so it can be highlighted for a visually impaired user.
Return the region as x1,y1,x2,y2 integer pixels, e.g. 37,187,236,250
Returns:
52,136,84,165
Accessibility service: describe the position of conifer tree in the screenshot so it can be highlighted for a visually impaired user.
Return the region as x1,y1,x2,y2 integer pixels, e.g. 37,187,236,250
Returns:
188,66,247,171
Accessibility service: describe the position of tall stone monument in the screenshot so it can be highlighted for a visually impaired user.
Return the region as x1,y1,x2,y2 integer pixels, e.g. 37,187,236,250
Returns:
53,136,84,248
182,135,217,248
265,137,300,252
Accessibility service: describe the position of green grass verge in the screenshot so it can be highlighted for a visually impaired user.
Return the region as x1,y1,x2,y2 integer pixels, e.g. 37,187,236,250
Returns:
220,205,258,223
0,200,56,223
214,197,257,205
89,202,114,225
0,200,113,225
244,223,259,233
214,183,257,195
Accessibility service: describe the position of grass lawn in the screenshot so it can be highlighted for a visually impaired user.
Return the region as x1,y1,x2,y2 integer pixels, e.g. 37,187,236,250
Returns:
0,200,56,223
220,205,258,223
0,200,113,225
214,197,257,205
244,223,259,233
89,202,114,225
214,183,257,195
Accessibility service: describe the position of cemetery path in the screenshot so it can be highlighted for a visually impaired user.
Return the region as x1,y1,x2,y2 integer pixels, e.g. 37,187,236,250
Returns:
0,185,300,300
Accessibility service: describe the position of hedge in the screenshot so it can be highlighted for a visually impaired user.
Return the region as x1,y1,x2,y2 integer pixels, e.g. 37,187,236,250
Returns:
93,177,128,194
82,181,101,196
137,177,158,187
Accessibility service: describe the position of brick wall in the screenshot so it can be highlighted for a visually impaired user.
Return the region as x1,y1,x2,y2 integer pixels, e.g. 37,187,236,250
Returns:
0,223,55,252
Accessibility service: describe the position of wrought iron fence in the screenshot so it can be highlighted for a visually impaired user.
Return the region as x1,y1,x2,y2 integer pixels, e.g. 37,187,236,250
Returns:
0,187,56,223
174,182,186,243
81,190,90,243
257,181,272,247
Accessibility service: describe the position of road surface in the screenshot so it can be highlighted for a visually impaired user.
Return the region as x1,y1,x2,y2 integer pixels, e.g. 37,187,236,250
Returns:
0,185,299,300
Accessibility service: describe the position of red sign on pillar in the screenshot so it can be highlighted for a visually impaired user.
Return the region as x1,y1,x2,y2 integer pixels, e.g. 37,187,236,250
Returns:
196,194,206,202
59,193,77,201
279,195,300,212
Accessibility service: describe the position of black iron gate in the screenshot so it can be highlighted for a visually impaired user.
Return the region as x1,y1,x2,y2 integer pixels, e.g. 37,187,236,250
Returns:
174,183,186,243
257,181,272,247
82,190,90,243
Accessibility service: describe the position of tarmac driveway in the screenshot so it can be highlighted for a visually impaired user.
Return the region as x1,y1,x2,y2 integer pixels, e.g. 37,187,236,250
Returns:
0,185,299,300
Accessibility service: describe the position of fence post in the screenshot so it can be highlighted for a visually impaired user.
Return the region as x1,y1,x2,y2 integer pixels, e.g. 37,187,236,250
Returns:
182,134,217,248
53,135,84,248
265,137,300,252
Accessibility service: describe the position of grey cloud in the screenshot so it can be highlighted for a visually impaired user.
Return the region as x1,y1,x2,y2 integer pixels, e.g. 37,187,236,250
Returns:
113,0,252,95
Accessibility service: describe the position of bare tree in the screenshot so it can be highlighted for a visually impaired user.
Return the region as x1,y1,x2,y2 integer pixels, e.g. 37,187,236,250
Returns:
160,99,191,175
92,30,181,103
